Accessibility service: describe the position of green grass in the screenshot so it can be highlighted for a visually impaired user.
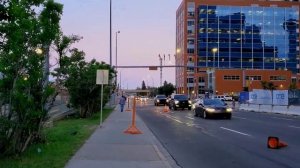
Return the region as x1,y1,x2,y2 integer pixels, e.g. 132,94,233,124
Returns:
0,108,113,168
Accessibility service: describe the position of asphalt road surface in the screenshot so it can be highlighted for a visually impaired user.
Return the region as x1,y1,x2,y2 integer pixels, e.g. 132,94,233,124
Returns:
135,100,300,168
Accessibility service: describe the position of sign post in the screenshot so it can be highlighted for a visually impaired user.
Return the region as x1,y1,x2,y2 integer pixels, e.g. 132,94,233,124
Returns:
96,70,109,127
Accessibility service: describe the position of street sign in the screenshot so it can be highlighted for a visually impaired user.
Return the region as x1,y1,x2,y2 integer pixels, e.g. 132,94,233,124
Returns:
96,70,109,85
149,66,158,70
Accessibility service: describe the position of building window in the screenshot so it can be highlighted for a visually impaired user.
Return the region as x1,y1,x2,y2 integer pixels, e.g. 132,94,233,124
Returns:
187,20,195,26
270,76,286,81
199,77,205,83
187,48,195,54
246,76,262,81
224,75,240,80
187,78,194,83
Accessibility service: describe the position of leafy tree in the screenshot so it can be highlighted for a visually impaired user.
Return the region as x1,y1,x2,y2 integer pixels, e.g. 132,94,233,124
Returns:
260,81,277,90
158,81,175,96
141,80,146,90
53,48,116,118
0,0,62,156
289,81,297,90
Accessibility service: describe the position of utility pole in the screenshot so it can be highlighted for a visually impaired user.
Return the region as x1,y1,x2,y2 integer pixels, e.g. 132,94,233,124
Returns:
158,54,163,86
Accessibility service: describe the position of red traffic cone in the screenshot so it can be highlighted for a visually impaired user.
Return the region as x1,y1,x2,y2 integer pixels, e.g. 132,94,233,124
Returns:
163,104,169,112
268,136,288,149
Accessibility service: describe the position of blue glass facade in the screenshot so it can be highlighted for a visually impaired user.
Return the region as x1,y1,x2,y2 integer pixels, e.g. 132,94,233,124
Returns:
198,5,299,73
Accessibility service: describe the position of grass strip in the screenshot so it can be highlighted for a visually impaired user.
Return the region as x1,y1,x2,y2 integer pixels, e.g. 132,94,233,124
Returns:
0,108,113,168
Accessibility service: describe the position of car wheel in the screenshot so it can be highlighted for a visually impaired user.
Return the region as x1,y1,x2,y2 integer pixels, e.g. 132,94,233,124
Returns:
227,114,232,120
194,110,198,117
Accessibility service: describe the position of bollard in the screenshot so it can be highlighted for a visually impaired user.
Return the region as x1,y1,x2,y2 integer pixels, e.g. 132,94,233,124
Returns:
124,96,142,134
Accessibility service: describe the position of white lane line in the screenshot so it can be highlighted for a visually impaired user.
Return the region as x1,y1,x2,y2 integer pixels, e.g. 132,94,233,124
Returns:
233,116,247,120
289,125,300,129
185,116,195,120
272,117,293,121
220,127,252,137
163,114,183,123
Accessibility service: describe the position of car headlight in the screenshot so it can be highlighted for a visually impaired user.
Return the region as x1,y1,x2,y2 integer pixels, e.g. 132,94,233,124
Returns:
205,108,215,112
226,108,232,112
175,100,179,104
188,100,192,104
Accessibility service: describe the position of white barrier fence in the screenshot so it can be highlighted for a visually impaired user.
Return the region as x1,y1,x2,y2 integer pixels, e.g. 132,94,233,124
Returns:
239,104,300,116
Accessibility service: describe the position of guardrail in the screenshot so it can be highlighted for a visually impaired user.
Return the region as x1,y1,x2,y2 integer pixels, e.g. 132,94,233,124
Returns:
239,104,300,116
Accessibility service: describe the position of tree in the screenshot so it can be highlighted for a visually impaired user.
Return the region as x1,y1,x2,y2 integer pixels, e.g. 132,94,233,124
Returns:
141,80,146,90
157,81,175,96
0,0,62,156
260,81,277,90
289,81,297,90
53,48,116,118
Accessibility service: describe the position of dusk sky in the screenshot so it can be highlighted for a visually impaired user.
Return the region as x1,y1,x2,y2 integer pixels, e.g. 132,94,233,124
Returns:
56,0,182,89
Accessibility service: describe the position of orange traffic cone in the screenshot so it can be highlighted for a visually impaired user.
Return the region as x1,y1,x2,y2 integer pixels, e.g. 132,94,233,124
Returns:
268,136,288,149
163,104,169,113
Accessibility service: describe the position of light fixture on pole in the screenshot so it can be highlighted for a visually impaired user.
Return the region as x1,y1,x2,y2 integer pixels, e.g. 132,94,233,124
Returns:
212,47,218,69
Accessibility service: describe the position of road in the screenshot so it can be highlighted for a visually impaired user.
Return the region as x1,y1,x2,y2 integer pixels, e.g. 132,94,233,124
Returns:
135,99,300,168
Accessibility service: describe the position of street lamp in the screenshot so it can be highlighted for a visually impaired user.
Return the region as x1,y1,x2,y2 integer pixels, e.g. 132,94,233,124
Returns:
211,48,218,96
211,47,218,69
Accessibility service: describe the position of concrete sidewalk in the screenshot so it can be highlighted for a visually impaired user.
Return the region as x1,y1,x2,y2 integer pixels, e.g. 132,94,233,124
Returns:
65,106,179,168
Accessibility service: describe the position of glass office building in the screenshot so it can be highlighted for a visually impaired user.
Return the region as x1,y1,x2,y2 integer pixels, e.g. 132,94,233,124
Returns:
176,0,300,96
198,5,299,73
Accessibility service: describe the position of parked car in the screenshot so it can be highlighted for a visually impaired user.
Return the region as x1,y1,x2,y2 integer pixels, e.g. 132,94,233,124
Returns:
224,95,233,101
140,96,148,102
154,95,167,106
168,94,192,110
214,95,225,101
194,98,232,119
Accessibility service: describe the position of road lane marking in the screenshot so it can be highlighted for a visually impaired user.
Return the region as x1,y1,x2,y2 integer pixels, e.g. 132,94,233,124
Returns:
185,116,195,120
289,125,300,129
220,127,252,137
233,116,247,120
163,114,183,123
272,117,293,121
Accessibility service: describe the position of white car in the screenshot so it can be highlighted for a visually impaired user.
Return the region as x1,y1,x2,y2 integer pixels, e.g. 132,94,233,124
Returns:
224,95,233,101
140,96,148,102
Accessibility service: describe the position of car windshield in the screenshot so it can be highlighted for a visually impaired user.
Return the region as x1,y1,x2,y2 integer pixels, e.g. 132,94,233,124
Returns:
157,95,166,98
203,99,226,106
174,95,188,100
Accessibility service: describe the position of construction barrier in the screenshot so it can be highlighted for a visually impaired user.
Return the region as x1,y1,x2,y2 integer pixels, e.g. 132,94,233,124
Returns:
239,104,300,116
272,106,288,114
288,105,300,115
259,105,272,113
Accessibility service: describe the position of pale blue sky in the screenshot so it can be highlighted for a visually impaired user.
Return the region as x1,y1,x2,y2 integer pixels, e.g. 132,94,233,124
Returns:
56,0,182,89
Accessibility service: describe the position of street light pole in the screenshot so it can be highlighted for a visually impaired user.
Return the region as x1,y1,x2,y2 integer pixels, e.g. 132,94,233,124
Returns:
211,48,218,96
158,54,163,86
115,31,120,93
115,31,120,70
109,0,112,67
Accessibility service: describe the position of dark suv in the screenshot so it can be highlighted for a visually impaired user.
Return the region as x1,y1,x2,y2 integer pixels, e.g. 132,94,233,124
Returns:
154,95,167,106
168,94,192,110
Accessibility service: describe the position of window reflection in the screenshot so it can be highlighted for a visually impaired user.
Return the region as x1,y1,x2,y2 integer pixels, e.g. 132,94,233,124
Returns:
197,5,299,73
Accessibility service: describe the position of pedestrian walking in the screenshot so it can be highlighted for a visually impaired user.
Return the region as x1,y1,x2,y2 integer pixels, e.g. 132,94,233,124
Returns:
119,95,126,112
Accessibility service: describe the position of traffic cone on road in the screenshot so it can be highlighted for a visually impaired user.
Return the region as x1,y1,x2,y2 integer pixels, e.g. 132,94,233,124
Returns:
163,104,169,113
268,136,288,149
